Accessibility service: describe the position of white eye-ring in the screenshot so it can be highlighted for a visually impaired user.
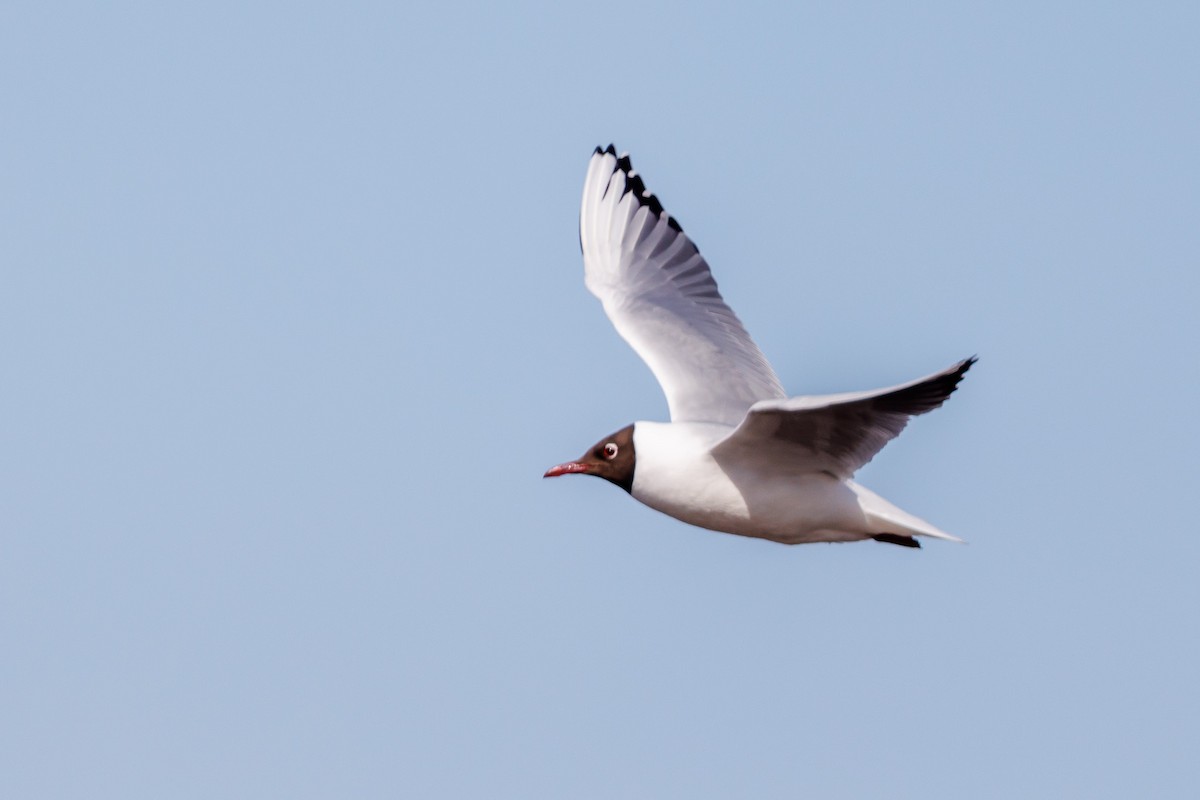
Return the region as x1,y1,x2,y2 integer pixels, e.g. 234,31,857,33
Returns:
603,442,619,459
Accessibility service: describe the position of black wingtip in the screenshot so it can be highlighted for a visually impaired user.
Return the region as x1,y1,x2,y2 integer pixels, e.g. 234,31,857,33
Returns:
625,171,646,197
946,355,976,386
948,355,978,388
642,191,664,215
591,144,687,236
877,355,979,416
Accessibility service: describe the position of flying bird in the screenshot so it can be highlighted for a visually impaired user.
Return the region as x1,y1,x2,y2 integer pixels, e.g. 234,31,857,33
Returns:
545,145,974,547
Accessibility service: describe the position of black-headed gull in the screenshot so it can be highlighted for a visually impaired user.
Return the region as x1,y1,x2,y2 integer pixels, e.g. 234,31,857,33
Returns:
545,145,975,547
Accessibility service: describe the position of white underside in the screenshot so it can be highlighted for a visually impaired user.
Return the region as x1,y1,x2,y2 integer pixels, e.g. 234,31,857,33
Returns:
630,421,962,545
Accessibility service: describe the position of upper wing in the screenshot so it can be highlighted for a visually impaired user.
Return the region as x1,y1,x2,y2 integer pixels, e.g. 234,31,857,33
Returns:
711,358,976,477
579,145,785,426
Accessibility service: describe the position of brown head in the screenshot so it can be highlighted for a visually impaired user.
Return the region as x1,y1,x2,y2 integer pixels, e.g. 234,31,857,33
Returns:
543,424,636,493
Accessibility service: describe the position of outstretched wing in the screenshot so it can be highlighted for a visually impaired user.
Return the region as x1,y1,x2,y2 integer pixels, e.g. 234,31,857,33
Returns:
579,145,785,426
711,358,976,477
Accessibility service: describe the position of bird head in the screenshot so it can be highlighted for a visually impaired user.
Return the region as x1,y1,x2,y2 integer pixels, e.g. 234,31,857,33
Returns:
543,424,636,493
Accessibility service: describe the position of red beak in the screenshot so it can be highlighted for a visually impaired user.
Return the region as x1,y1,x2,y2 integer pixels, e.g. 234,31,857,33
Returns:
543,461,591,478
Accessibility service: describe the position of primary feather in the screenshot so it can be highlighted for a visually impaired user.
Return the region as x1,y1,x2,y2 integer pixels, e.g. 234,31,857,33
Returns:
711,357,976,478
579,145,785,426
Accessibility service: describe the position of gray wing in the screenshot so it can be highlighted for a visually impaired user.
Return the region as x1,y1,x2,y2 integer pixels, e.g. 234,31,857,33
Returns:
580,145,785,426
711,358,976,477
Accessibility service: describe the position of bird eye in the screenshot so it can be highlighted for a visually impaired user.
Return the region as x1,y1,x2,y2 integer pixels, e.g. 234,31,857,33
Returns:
603,442,619,459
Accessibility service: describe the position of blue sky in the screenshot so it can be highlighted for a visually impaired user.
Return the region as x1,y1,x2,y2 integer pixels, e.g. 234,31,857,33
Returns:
2,2,1198,797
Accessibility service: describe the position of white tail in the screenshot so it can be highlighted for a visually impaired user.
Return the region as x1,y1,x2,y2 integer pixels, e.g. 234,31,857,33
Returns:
850,481,965,543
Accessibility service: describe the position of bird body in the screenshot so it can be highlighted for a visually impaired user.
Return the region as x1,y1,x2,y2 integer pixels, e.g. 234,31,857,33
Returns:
630,420,865,544
545,145,974,548
630,421,960,545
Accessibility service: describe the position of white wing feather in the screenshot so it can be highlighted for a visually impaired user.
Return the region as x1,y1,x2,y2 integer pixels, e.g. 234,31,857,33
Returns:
579,146,784,425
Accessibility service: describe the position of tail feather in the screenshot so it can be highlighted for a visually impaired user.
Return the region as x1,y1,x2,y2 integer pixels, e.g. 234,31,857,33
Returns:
851,481,965,544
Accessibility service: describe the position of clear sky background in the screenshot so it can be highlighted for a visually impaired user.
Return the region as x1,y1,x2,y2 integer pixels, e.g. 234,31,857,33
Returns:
3,2,1198,797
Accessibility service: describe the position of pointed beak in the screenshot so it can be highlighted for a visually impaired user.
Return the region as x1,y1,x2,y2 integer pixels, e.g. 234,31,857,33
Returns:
543,461,591,478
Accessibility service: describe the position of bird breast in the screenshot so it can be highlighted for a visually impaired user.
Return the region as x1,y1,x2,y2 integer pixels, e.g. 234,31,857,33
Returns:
629,420,864,539
631,421,751,531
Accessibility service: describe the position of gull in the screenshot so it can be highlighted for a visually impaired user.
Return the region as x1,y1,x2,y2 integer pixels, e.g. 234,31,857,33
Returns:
545,145,974,547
